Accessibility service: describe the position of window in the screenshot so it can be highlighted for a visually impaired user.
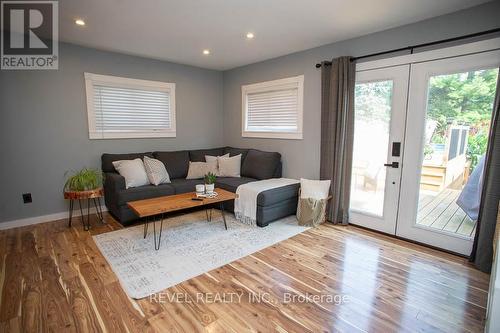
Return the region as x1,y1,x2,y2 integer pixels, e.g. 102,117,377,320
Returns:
241,75,304,139
84,73,176,139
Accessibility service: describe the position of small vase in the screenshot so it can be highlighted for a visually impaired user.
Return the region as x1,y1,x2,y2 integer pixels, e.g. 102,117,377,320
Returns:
195,184,205,195
205,183,215,194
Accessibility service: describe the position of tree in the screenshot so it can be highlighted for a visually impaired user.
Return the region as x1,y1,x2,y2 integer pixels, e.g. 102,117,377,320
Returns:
427,69,498,170
427,69,498,138
355,80,392,123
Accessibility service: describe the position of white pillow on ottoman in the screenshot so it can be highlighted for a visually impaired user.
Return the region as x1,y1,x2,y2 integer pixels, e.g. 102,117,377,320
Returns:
218,154,241,177
300,178,331,199
143,156,171,185
112,158,149,188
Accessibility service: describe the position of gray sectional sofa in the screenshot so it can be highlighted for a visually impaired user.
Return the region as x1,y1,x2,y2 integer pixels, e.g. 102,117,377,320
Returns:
102,147,299,227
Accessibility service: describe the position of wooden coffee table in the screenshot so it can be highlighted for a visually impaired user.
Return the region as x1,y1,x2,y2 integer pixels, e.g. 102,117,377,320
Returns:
127,188,236,250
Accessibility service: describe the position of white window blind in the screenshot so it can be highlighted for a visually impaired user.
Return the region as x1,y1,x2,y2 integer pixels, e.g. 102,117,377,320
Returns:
85,73,176,139
242,75,303,139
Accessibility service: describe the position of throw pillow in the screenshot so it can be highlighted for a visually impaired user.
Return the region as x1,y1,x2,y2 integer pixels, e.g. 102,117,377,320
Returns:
300,178,331,200
205,153,229,176
186,161,218,179
218,154,241,177
143,156,171,185
112,158,149,189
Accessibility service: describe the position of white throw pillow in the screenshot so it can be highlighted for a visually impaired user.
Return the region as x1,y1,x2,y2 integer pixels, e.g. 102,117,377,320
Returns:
205,153,229,176
218,154,241,177
186,161,218,180
112,158,149,189
143,156,171,185
300,178,331,200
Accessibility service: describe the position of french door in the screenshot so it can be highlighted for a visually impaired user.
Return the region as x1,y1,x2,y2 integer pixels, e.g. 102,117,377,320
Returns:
349,65,409,234
397,50,500,254
350,45,500,255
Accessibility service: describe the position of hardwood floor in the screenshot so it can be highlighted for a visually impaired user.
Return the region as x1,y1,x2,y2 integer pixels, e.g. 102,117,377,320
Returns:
0,211,490,332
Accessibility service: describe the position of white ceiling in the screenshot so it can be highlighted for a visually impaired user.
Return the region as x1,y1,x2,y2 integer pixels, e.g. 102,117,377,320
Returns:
59,0,491,70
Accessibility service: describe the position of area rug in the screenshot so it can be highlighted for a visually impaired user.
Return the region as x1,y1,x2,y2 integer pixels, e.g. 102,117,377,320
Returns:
93,211,307,299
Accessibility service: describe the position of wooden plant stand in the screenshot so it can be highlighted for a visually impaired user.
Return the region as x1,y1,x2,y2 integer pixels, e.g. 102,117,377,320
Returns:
64,188,105,231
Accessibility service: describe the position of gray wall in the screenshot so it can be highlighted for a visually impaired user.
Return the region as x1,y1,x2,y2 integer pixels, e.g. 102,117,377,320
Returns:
222,1,500,179
0,43,223,223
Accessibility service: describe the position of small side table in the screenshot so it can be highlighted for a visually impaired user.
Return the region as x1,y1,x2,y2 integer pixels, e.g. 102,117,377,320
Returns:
64,188,105,231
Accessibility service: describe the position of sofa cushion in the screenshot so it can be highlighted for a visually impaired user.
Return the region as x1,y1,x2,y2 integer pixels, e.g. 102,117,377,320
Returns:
224,147,249,162
170,178,205,194
112,158,149,189
218,155,241,177
189,147,225,162
216,177,256,192
153,151,189,179
257,183,300,206
116,184,175,205
186,161,217,179
102,152,152,173
241,149,281,180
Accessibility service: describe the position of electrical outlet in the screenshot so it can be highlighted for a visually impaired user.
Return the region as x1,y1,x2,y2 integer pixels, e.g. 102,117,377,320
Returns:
22,193,32,204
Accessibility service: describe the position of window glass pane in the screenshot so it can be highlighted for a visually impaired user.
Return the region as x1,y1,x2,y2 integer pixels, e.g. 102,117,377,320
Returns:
94,85,171,132
350,80,393,217
246,88,298,132
417,68,498,237
242,76,303,139
85,73,175,139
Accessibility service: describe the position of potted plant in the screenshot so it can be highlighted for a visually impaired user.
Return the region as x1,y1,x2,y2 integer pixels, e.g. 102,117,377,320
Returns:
64,168,104,194
204,172,216,194
64,168,105,229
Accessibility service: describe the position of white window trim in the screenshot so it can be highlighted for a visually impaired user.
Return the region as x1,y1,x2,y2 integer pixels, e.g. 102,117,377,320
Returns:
241,75,304,140
84,72,176,139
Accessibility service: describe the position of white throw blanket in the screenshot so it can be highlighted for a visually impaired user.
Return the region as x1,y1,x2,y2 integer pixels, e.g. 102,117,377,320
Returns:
234,178,300,225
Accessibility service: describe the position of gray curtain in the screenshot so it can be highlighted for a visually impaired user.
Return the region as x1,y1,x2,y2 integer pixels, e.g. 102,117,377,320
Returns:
320,56,356,224
470,72,500,273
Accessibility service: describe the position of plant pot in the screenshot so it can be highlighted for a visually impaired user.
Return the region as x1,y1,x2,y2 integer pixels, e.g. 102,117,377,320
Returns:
205,183,215,194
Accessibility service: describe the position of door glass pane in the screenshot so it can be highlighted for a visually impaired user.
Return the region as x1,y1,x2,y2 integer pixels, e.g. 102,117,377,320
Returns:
416,68,499,237
351,80,393,217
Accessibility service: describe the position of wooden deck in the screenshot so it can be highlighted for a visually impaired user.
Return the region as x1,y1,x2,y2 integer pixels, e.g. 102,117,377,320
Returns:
417,188,477,237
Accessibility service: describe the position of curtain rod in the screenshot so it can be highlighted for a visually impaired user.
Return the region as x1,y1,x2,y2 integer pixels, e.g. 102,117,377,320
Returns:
315,28,500,68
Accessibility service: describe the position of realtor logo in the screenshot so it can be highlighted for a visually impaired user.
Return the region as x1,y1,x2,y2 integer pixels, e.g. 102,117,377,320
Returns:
1,1,58,70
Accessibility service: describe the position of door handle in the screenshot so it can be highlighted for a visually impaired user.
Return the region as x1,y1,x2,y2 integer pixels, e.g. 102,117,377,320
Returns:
384,162,399,168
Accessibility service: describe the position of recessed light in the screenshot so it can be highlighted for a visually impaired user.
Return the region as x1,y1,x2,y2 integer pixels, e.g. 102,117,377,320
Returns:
75,19,85,26
203,49,210,55
246,32,254,39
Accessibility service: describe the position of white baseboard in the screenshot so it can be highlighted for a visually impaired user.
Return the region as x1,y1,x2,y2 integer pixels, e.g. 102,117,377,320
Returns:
0,205,108,231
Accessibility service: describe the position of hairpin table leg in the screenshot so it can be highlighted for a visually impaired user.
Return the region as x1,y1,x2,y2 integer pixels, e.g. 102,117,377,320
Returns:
78,199,91,231
68,199,74,227
143,216,149,239
220,203,228,230
205,208,213,222
153,213,165,250
92,197,105,224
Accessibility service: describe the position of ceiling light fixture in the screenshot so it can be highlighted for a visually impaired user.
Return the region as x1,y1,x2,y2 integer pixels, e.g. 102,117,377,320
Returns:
246,32,254,39
75,19,86,26
203,49,210,55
